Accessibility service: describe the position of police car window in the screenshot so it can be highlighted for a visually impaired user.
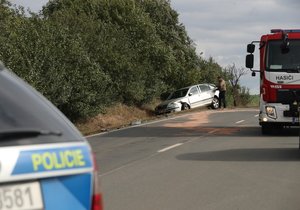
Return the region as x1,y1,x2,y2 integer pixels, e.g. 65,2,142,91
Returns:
190,87,198,95
0,70,83,146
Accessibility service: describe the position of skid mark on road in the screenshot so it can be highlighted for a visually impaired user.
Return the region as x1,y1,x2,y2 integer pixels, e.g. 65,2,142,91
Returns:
163,112,210,128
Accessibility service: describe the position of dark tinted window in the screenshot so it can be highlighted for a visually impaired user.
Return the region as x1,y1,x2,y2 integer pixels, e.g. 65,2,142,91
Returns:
266,40,300,71
0,70,83,146
168,88,189,99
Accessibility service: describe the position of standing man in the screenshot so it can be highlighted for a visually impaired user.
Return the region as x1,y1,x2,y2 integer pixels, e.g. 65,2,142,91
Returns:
217,76,226,109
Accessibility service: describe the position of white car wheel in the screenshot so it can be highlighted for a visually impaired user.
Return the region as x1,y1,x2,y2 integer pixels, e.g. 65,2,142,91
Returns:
181,103,190,110
211,97,219,109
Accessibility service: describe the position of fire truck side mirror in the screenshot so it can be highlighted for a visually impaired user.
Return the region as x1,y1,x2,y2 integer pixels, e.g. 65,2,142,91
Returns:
247,44,255,53
246,54,254,69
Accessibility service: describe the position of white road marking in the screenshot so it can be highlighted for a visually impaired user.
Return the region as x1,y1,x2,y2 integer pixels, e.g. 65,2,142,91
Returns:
100,153,158,177
101,142,184,176
236,120,245,124
254,114,259,117
208,129,218,134
158,143,183,153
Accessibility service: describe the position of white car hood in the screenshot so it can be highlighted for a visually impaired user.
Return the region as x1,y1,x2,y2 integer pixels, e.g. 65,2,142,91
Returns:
158,97,187,106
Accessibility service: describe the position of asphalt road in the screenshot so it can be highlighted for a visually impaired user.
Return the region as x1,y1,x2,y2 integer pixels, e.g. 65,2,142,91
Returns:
88,108,300,210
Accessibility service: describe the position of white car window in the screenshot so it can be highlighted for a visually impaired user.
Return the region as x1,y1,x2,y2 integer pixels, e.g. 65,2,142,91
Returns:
168,88,189,99
189,87,198,95
209,84,217,90
199,85,210,92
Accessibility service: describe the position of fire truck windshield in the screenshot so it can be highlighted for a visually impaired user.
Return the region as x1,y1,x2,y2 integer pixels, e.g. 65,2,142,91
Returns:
266,40,300,72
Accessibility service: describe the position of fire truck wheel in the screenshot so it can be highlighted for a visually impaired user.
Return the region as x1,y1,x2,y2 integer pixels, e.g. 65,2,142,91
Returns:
261,123,272,135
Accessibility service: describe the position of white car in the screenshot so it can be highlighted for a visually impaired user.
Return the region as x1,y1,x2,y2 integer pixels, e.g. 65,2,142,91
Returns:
155,84,219,114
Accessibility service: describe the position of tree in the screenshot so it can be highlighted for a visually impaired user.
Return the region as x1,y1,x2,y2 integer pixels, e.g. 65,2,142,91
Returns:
224,63,249,106
199,57,223,84
0,0,230,122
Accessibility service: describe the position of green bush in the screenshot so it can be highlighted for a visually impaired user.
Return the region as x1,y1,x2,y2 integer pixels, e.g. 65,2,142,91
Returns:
1,0,242,121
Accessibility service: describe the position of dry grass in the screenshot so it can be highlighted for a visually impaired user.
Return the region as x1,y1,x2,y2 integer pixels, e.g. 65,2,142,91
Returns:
75,99,255,136
75,99,213,136
75,103,158,136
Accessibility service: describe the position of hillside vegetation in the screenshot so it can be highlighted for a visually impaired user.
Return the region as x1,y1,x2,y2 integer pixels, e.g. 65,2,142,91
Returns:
0,0,252,125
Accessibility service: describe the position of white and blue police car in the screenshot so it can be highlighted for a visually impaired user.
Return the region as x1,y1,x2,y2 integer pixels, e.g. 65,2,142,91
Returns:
0,63,103,210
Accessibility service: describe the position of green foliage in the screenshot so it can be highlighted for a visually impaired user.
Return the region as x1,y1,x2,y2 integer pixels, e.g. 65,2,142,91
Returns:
247,94,260,107
224,63,249,107
199,57,223,84
0,0,228,121
239,87,251,106
0,6,112,121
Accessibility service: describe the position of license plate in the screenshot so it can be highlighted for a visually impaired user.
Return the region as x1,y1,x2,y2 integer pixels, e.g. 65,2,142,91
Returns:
0,182,43,210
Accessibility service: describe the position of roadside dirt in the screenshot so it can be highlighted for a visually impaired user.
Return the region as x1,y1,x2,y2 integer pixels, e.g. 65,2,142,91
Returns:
76,103,158,136
76,103,257,136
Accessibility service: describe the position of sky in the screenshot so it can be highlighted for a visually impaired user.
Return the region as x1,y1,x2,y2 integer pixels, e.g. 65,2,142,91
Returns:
170,0,300,94
10,0,300,94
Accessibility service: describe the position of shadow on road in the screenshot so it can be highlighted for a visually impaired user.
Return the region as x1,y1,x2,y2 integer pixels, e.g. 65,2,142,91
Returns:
176,148,300,162
103,126,300,138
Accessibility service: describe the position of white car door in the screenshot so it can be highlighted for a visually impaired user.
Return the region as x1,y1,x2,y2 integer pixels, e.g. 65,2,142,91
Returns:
187,86,201,108
199,84,213,105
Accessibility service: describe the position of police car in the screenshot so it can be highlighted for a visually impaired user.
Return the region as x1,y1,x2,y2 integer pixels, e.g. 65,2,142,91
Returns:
0,63,103,210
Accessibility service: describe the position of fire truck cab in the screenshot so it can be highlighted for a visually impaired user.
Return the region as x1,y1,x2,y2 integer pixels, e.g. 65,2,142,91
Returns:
246,29,300,134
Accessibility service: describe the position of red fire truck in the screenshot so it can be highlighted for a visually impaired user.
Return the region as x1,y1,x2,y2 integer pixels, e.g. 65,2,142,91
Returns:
246,29,300,134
